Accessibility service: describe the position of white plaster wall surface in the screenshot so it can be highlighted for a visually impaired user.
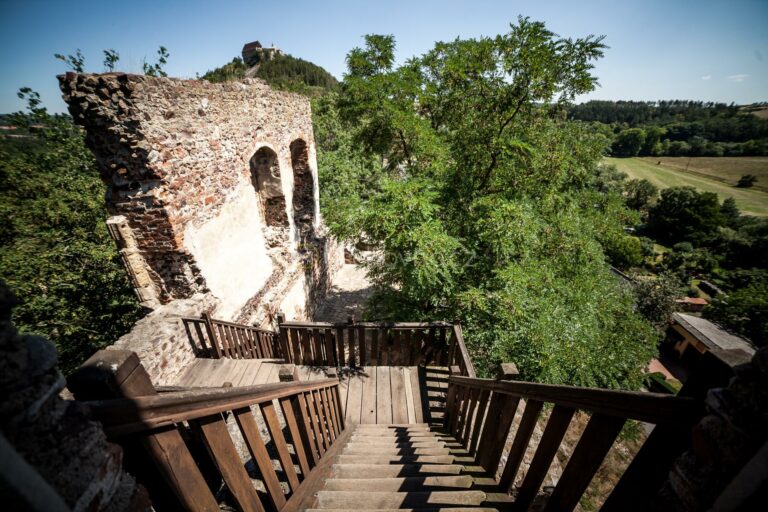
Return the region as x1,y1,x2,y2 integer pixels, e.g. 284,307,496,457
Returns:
184,184,273,318
279,272,310,321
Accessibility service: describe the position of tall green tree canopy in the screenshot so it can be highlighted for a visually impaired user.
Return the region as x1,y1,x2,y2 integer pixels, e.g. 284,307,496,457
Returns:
320,18,656,389
0,90,143,374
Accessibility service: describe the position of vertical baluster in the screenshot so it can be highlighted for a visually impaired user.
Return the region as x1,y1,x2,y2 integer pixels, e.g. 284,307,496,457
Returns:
371,329,379,365
231,408,284,510
325,328,336,366
259,400,300,491
292,393,319,466
197,412,267,512
469,389,491,456
358,325,366,366
544,413,625,512
513,405,575,510
498,399,545,491
278,396,311,477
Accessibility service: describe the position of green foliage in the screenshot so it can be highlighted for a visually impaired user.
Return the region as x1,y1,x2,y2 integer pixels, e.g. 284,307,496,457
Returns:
103,49,120,72
0,90,143,374
624,178,658,211
143,46,169,77
611,128,646,157
603,235,644,269
632,273,683,331
54,49,85,72
200,57,248,83
648,186,725,243
571,100,768,156
201,54,338,97
319,18,657,389
704,278,767,347
737,174,758,188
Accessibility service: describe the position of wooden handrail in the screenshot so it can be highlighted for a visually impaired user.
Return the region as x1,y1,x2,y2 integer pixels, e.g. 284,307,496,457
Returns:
276,318,462,368
278,320,454,328
182,314,281,360
71,349,346,512
83,378,340,436
443,363,713,512
449,324,476,378
448,375,702,425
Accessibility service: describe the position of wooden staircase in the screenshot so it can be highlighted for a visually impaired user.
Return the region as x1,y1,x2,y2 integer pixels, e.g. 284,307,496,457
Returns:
306,423,513,512
69,318,718,512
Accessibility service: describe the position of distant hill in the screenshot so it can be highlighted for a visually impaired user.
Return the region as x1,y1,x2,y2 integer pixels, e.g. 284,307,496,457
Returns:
200,53,338,96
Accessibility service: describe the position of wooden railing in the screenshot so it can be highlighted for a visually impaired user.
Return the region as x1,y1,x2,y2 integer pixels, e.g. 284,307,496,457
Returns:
276,318,476,376
183,313,280,359
444,373,704,512
70,350,345,512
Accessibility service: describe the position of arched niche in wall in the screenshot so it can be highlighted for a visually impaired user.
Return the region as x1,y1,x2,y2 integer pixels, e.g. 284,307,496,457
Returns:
249,146,289,247
290,139,314,237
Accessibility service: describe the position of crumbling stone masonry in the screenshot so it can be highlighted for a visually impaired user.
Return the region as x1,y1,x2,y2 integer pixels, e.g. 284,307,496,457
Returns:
59,73,342,384
0,283,148,511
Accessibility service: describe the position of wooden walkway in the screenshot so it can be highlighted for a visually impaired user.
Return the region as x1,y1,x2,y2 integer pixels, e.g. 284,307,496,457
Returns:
176,358,284,387
176,359,450,425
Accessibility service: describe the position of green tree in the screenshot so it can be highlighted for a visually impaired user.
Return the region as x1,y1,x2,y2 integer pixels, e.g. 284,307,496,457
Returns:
633,273,683,332
0,89,143,374
143,46,169,77
103,49,119,72
611,128,646,157
648,186,725,243
324,18,656,389
54,49,85,72
704,280,767,347
737,174,758,188
624,178,658,211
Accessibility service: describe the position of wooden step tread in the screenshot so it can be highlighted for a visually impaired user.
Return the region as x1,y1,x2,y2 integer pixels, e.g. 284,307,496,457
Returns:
343,447,453,456
315,490,487,508
332,464,464,478
346,441,447,448
307,509,499,512
323,475,474,491
336,455,456,464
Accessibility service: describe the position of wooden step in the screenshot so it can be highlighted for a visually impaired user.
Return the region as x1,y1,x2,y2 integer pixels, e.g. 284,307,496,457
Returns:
307,509,500,512
331,464,464,478
323,475,474,491
345,441,447,449
336,455,456,465
343,447,452,456
315,490,487,509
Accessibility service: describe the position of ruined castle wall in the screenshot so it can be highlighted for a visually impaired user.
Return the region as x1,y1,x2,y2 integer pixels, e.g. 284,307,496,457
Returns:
59,73,342,385
59,73,322,308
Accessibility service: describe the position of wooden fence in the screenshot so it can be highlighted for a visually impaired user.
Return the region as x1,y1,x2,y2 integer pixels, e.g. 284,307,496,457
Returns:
70,350,345,512
276,318,476,376
182,313,280,359
444,374,704,512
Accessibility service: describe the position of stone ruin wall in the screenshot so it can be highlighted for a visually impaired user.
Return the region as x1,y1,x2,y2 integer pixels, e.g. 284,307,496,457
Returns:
59,73,343,385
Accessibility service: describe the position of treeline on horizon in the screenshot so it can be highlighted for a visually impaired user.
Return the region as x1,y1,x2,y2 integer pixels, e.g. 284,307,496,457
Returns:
569,100,768,157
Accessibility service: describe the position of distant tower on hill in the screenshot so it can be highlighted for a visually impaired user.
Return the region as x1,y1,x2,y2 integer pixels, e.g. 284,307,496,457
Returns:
242,40,284,68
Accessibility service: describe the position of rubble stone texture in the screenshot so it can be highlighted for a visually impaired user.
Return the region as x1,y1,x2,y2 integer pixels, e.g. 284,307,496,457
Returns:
655,347,768,510
0,283,148,511
58,73,343,385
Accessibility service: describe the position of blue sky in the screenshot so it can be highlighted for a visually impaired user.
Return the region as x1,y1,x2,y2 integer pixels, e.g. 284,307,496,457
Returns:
1,0,766,113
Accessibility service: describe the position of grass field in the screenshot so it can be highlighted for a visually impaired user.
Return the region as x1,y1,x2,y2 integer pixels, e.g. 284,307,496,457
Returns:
637,156,768,191
606,157,768,216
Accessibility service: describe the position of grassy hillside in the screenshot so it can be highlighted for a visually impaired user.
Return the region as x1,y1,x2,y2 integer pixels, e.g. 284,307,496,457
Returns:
607,157,768,216
200,54,337,96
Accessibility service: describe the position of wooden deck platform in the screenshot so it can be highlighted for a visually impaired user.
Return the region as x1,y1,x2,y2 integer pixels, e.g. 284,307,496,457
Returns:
175,359,450,425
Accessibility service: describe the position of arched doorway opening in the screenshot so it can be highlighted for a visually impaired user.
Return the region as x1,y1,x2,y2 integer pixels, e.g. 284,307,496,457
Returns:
290,139,314,237
250,146,289,246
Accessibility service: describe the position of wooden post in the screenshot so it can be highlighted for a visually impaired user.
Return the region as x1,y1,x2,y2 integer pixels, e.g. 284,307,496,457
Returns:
68,350,220,512
201,312,221,359
279,364,300,382
496,362,519,381
276,312,290,362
